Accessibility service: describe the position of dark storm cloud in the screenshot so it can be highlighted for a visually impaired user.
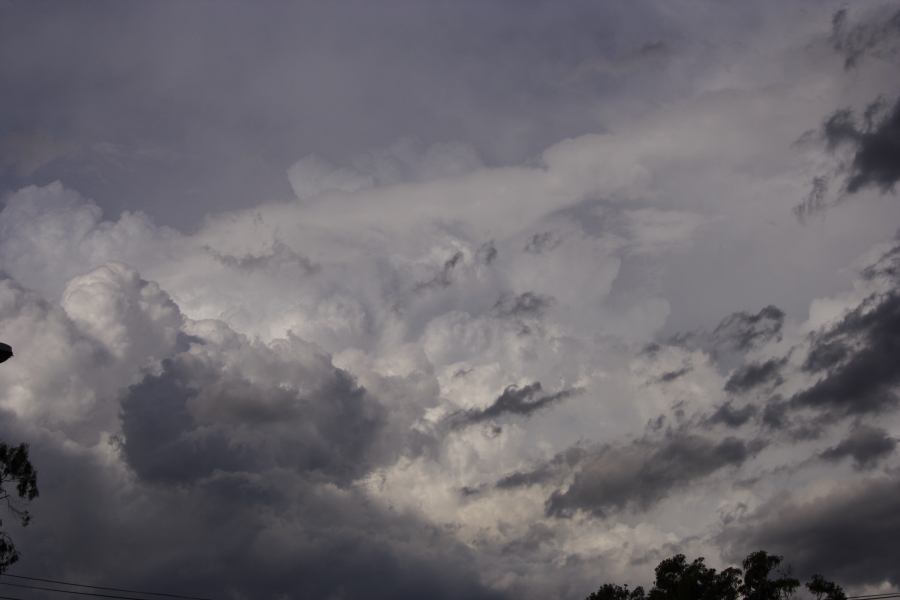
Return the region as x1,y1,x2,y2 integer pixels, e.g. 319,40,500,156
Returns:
724,358,786,394
723,476,900,587
830,7,900,69
820,424,896,469
712,305,785,352
492,292,555,320
761,397,790,430
450,382,580,429
13,426,505,600
819,97,900,194
120,354,384,485
707,401,757,428
792,291,900,417
546,432,758,518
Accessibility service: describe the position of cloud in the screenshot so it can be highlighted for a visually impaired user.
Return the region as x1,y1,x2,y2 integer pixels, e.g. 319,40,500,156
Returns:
0,268,500,599
0,182,177,298
724,358,786,394
723,477,900,587
820,98,900,194
655,366,692,383
14,437,505,600
3,5,900,595
712,305,785,353
118,344,384,486
792,291,900,417
524,232,562,255
288,140,483,201
830,7,900,70
495,445,589,491
205,240,319,275
449,382,580,429
415,251,465,292
707,402,757,428
546,432,758,518
819,424,896,469
492,292,555,320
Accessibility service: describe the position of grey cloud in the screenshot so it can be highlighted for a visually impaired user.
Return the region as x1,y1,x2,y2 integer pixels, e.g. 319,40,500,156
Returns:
762,397,791,430
712,305,785,352
495,445,589,490
415,251,464,292
820,97,900,194
477,240,498,265
120,351,384,486
820,424,896,469
724,358,786,394
723,476,900,587
206,241,319,274
14,429,504,600
830,7,900,70
792,292,900,417
0,1,682,227
655,366,692,383
862,241,900,281
492,292,555,320
660,305,785,368
546,432,758,518
524,231,562,254
0,266,500,599
708,401,758,428
450,382,580,429
641,342,662,356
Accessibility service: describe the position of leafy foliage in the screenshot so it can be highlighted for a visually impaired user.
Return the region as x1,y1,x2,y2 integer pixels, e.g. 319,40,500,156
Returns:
586,551,845,600
0,442,39,572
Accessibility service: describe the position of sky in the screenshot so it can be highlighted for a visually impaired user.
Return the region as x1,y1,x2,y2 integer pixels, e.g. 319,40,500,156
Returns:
1,1,900,599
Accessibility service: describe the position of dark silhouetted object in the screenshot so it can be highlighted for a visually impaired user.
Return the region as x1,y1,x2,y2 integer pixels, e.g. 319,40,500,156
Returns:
587,584,646,600
740,551,799,600
585,550,845,600
0,442,38,572
807,574,847,600
0,343,11,364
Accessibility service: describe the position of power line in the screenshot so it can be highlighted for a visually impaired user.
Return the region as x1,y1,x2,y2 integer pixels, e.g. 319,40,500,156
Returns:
1,574,212,600
0,581,160,600
848,594,900,600
0,580,214,600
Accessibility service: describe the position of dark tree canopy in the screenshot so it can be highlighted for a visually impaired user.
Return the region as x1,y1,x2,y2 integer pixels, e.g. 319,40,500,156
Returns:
586,551,846,600
0,442,39,572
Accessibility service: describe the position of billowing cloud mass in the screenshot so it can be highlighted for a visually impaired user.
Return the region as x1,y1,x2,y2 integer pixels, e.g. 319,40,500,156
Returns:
1,2,900,599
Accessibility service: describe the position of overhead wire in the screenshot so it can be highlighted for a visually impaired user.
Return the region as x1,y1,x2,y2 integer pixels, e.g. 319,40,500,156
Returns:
0,580,167,600
1,574,211,600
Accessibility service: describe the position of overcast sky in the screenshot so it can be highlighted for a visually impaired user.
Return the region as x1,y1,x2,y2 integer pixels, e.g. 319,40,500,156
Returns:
1,1,900,599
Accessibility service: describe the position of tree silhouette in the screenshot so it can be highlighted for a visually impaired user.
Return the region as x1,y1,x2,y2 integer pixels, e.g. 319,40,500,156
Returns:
807,574,847,600
587,583,646,600
740,551,799,600
647,554,741,600
0,343,39,572
0,442,38,571
586,551,845,600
